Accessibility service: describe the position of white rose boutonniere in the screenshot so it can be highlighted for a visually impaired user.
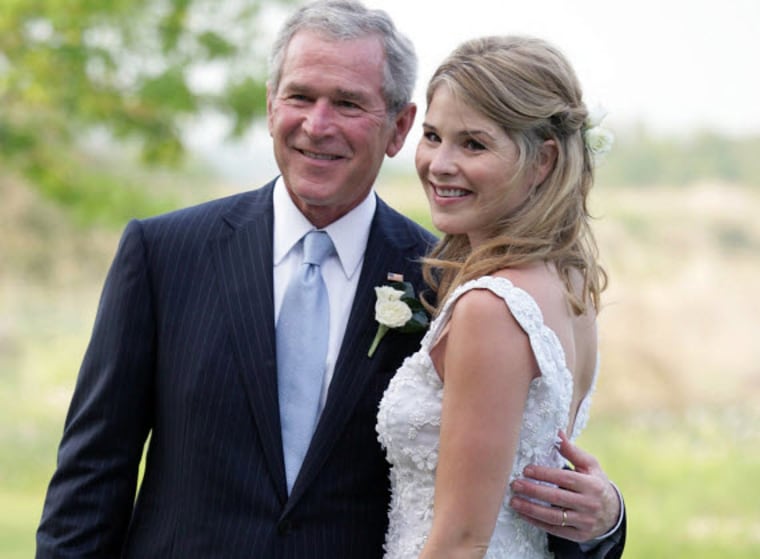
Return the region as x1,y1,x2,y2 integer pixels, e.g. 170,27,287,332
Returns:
368,277,429,358
374,286,413,327
583,104,614,163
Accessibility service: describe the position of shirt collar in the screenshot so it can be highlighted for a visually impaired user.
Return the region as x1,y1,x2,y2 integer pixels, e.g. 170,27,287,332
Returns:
272,177,376,280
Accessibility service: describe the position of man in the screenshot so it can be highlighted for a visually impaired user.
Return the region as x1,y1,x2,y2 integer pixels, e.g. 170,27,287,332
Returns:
37,1,624,557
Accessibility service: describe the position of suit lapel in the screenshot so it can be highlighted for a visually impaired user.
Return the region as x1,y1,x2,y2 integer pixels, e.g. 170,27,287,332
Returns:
286,199,420,506
211,182,288,502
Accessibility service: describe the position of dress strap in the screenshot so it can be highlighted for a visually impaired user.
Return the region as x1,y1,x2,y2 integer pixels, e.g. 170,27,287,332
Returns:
423,276,548,351
422,275,573,413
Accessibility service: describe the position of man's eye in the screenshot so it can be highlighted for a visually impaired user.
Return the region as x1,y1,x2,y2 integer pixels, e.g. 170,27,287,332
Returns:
283,94,311,104
336,100,360,110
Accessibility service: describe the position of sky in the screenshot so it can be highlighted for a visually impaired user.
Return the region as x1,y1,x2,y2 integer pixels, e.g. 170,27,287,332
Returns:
194,0,760,182
366,0,760,136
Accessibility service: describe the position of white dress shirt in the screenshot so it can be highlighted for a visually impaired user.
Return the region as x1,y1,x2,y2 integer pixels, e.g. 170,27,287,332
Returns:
272,177,376,410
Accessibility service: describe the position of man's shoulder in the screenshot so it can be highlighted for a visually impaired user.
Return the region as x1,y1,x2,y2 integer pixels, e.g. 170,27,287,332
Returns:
113,181,276,255
140,181,275,232
374,196,438,249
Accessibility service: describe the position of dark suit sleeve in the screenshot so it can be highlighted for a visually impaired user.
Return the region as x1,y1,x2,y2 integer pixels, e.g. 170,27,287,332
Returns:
36,220,156,558
549,507,626,559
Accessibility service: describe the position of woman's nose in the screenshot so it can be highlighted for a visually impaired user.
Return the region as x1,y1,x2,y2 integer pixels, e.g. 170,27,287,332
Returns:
429,145,457,176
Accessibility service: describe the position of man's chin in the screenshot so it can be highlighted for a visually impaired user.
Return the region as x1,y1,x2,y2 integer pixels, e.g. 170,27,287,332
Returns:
287,182,338,206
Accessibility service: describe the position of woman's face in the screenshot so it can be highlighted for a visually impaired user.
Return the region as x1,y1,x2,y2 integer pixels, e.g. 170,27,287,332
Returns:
415,85,532,248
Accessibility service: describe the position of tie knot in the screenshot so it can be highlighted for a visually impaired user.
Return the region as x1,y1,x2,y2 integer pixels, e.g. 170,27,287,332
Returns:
303,230,334,266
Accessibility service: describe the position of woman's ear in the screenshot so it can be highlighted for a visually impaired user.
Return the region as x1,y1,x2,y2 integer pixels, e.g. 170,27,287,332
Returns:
533,139,558,187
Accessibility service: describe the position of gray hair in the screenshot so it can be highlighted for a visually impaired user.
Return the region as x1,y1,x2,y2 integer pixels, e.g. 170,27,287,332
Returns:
268,0,417,115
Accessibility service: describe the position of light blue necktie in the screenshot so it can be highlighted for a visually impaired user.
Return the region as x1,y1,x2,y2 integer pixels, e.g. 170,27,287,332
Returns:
277,230,334,493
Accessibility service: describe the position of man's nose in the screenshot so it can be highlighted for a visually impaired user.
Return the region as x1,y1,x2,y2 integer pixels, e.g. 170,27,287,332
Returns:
303,99,335,137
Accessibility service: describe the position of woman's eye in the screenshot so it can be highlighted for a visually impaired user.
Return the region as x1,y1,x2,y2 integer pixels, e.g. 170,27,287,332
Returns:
464,139,486,151
423,131,440,142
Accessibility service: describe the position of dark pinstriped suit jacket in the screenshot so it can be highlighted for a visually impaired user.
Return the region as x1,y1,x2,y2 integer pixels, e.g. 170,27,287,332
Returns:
37,180,437,558
37,180,624,558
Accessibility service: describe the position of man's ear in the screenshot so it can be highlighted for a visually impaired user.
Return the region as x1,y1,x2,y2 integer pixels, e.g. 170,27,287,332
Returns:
533,139,558,186
266,83,275,136
386,103,417,158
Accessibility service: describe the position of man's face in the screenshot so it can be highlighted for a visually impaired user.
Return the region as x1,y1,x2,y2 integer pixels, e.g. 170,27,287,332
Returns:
267,30,415,228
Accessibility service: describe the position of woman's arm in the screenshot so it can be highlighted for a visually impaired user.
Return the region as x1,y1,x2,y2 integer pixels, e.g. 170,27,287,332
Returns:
420,288,538,559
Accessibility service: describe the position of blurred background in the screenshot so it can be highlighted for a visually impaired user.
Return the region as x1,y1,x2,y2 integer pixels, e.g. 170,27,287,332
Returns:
2,0,758,557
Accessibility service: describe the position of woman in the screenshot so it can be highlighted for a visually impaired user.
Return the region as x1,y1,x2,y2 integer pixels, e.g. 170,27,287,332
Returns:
376,35,612,558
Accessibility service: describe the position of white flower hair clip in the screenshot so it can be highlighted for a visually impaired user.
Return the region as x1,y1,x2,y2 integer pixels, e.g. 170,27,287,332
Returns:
583,104,615,164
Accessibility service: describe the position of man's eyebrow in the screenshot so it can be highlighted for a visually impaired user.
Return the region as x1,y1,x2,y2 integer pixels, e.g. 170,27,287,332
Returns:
334,88,368,102
281,82,368,102
281,82,310,94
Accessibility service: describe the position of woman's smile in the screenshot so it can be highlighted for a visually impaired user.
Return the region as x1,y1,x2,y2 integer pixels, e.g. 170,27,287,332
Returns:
432,185,472,199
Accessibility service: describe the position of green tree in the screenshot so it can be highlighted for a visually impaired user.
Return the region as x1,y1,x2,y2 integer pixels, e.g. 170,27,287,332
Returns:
0,0,295,225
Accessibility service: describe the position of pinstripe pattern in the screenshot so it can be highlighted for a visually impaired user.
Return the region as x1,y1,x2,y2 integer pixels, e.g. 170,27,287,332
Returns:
36,180,622,558
36,181,437,558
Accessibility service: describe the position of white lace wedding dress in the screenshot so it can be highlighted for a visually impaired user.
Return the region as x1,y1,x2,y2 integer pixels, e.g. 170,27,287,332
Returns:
376,276,597,558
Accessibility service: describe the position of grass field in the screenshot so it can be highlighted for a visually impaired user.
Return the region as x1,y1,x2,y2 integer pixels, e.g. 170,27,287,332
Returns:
2,173,759,557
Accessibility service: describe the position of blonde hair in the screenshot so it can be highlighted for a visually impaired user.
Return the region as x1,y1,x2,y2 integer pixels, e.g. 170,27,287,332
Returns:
421,35,607,315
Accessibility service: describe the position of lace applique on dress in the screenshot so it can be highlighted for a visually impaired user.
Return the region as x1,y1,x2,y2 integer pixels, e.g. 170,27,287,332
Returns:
376,276,598,558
